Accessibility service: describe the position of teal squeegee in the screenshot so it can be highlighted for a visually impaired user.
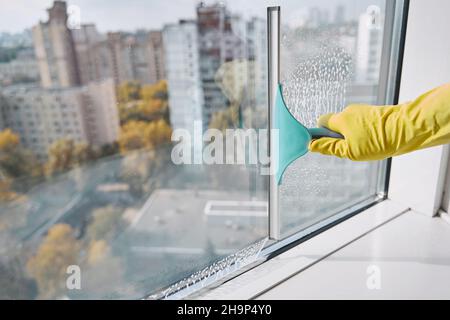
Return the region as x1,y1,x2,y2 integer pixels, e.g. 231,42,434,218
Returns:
274,84,344,184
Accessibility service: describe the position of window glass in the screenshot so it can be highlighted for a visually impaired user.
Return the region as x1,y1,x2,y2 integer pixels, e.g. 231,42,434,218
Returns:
0,0,267,299
278,0,391,236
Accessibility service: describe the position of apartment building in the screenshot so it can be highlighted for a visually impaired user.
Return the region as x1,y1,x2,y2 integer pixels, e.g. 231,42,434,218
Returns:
107,30,166,85
72,24,113,85
32,1,166,88
196,2,247,127
245,17,267,109
147,31,166,84
32,1,80,88
0,48,40,85
0,79,119,159
356,5,384,84
163,20,203,135
83,79,120,146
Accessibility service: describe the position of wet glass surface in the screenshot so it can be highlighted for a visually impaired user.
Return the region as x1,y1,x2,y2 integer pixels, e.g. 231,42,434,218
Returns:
278,0,387,236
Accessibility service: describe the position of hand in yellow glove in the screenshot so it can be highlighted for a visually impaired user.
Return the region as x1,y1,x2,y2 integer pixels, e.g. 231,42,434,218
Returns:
309,83,450,161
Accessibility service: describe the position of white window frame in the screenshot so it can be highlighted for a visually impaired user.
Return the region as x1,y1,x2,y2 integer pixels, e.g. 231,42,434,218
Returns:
440,158,450,224
389,0,450,218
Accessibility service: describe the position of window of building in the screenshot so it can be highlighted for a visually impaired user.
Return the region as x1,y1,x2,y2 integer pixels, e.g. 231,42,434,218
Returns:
0,0,407,300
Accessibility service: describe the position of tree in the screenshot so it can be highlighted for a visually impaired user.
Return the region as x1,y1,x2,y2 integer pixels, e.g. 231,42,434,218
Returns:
27,224,80,299
118,80,170,125
45,139,95,176
209,105,240,132
143,119,173,149
0,179,19,202
99,142,119,158
86,239,109,266
80,239,125,298
0,129,19,150
46,139,74,175
86,206,125,243
210,59,249,131
80,210,127,298
117,81,141,103
120,151,154,196
0,129,40,179
118,121,148,153
0,46,22,63
139,99,167,118
141,80,168,101
118,119,172,154
119,99,169,124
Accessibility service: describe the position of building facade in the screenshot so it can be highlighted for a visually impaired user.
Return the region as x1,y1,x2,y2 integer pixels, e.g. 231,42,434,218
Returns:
245,17,267,110
163,20,203,134
0,79,119,159
0,48,40,86
72,24,113,85
196,2,246,128
356,5,383,84
32,1,80,88
83,78,120,146
147,31,166,84
32,1,166,88
106,30,166,85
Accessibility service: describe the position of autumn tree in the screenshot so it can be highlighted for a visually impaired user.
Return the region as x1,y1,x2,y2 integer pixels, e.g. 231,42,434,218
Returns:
144,119,173,149
81,238,125,297
86,206,125,243
120,151,154,196
98,142,119,158
45,139,96,176
118,80,170,125
118,121,147,153
0,179,19,202
209,59,249,131
116,80,173,196
117,81,141,103
78,207,127,297
118,119,172,154
141,80,168,101
27,224,80,299
86,239,110,266
0,129,19,150
209,105,240,132
0,129,41,202
0,129,40,179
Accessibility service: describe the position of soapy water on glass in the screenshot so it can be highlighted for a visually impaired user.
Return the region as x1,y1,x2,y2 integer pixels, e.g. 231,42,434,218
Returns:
280,40,353,197
147,238,267,299
281,45,352,128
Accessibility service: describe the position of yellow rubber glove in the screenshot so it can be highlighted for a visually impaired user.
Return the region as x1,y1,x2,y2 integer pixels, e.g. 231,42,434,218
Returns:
309,83,450,161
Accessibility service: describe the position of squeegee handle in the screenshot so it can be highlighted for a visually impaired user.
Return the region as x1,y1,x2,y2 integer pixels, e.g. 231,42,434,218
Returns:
308,127,344,140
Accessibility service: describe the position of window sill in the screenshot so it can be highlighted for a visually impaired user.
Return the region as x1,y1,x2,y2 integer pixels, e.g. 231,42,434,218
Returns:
194,199,410,300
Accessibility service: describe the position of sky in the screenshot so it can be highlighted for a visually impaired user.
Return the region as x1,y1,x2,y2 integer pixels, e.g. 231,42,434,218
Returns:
0,0,383,33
